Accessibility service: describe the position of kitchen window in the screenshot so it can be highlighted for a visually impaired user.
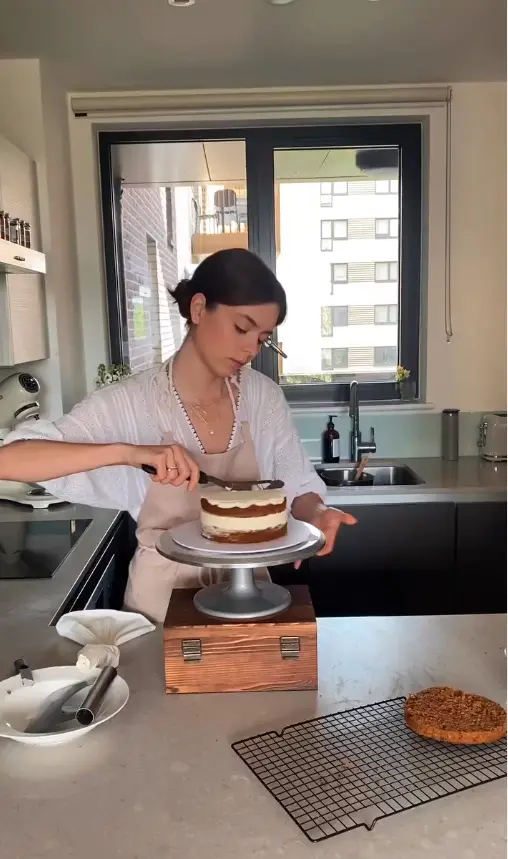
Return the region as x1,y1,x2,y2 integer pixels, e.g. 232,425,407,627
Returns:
320,181,348,206
375,218,399,239
375,261,399,282
321,219,348,250
375,304,398,325
100,122,421,404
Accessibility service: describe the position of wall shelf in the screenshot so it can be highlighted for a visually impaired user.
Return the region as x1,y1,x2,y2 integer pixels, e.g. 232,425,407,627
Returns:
0,238,46,275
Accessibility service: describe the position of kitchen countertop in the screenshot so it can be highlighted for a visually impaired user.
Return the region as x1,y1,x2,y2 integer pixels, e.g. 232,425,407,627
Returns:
0,559,505,858
323,456,507,505
0,502,120,626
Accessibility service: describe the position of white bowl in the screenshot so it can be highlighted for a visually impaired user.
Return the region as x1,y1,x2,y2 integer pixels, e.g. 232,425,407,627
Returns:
0,665,129,746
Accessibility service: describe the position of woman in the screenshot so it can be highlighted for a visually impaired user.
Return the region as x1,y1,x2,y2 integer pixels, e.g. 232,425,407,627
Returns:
0,249,356,622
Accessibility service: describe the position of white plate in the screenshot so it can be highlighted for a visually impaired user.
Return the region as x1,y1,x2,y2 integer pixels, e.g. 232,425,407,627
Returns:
0,665,129,746
171,517,310,555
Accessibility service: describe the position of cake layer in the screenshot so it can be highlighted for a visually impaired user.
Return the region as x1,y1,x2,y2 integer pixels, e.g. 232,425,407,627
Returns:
201,498,286,518
200,487,286,509
202,524,288,544
201,510,287,534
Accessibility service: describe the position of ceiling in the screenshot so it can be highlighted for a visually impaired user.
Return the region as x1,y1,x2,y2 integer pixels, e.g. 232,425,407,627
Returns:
118,141,399,185
0,0,505,92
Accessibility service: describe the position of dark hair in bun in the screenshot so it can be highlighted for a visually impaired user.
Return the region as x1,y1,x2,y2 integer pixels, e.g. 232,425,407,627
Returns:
170,278,194,322
169,249,287,325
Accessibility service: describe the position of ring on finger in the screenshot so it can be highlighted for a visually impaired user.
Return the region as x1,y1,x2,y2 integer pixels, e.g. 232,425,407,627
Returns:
167,466,178,471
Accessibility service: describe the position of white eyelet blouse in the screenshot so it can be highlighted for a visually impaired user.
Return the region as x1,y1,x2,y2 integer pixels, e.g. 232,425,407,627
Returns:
4,362,325,521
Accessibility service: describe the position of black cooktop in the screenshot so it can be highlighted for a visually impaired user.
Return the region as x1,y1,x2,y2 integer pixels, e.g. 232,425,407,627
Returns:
0,518,92,579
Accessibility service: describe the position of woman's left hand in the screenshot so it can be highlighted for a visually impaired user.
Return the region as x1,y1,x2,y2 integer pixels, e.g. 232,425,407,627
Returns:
291,494,357,569
310,506,357,557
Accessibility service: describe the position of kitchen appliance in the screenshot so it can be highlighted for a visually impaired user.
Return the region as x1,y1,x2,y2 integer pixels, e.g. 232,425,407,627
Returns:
441,408,459,461
0,372,62,507
0,518,92,579
478,412,507,462
0,372,41,435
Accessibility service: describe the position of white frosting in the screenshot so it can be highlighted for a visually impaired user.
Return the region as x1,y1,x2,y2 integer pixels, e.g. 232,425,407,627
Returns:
200,487,286,509
201,510,287,534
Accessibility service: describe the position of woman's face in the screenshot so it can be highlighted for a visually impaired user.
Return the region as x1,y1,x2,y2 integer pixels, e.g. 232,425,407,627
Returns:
190,295,280,378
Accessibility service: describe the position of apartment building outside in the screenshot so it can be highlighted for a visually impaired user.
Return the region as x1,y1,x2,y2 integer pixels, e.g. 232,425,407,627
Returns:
120,169,400,382
276,178,400,381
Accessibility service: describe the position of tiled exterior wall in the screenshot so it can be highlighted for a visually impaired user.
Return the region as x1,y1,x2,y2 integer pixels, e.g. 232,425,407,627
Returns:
121,186,183,373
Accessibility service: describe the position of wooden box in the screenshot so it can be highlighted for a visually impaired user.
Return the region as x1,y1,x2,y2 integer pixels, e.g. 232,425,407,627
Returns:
163,585,317,694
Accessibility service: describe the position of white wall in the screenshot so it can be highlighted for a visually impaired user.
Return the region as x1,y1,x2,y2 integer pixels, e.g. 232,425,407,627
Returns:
0,58,88,419
67,83,506,413
39,61,86,412
0,59,63,420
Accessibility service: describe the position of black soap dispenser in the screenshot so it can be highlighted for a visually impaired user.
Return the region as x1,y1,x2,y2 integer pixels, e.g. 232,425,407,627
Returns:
322,415,340,464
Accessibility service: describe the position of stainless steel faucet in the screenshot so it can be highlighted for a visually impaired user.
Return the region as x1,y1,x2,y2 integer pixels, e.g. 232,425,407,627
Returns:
349,380,377,462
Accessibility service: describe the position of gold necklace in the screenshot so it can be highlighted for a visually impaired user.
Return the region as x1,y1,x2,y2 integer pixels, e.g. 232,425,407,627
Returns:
186,386,226,436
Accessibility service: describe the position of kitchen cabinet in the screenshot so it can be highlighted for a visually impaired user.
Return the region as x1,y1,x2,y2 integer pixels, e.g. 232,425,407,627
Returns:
305,502,456,617
63,514,134,612
0,272,47,366
0,132,47,366
454,502,506,614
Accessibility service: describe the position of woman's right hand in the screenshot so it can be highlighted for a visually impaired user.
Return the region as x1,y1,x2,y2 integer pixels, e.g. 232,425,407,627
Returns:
123,444,200,490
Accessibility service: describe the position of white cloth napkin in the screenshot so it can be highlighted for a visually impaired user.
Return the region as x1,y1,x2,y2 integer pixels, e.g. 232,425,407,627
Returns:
55,610,155,671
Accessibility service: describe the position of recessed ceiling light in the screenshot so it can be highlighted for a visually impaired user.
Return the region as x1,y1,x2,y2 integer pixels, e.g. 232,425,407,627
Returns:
168,0,195,6
268,0,296,5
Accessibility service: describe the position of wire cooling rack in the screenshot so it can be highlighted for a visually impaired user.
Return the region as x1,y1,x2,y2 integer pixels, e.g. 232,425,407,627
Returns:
232,697,507,843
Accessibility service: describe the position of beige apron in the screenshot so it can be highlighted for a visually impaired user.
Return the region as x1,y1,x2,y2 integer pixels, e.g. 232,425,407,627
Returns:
123,417,270,623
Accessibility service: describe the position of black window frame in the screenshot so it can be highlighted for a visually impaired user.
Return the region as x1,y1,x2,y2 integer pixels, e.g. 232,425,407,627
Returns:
98,122,422,404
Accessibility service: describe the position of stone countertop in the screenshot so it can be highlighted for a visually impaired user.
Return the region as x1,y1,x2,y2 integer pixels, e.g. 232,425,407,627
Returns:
323,456,507,505
0,502,120,630
0,572,505,858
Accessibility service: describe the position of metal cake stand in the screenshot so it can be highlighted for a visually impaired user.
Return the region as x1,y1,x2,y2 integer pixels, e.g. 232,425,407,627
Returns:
156,523,325,621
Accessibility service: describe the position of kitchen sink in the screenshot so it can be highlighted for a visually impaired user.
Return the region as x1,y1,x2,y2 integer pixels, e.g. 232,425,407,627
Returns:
316,464,425,487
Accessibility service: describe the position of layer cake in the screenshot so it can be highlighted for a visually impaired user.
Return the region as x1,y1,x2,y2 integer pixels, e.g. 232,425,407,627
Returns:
200,487,288,544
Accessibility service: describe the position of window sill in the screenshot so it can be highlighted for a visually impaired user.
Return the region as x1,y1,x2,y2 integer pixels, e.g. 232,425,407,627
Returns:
289,400,436,416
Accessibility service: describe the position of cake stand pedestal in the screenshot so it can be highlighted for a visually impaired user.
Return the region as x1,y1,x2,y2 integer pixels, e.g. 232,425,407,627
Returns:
156,523,324,622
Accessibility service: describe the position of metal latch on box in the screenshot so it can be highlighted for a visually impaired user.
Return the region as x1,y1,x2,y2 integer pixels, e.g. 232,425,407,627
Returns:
181,637,301,662
280,636,300,660
182,639,202,663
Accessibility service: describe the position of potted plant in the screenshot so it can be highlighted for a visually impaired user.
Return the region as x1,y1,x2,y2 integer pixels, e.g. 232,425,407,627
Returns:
95,363,131,388
395,365,413,400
